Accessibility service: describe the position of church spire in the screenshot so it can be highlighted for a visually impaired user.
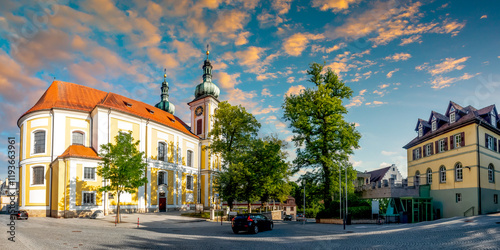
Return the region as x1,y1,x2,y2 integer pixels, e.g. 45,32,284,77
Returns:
202,44,212,83
194,45,220,100
155,68,175,114
161,68,169,102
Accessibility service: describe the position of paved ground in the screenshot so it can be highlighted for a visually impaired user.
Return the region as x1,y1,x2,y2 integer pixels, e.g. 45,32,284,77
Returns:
2,211,500,249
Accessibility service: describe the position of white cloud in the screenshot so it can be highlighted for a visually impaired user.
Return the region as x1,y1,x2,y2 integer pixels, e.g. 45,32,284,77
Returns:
430,73,479,89
285,85,306,96
386,68,399,78
480,15,487,19
416,57,470,76
261,88,273,97
384,52,412,62
282,33,325,56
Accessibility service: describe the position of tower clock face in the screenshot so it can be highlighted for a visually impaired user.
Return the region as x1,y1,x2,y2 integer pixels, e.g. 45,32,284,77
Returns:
195,106,203,116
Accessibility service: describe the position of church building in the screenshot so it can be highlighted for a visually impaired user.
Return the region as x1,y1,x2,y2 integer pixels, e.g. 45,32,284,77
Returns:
17,49,221,217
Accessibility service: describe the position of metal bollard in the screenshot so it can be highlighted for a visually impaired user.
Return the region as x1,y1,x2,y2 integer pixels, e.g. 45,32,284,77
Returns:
137,217,139,228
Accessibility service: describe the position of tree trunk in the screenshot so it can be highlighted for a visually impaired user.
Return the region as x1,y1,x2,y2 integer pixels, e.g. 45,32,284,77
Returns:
117,192,121,223
248,202,252,213
323,165,332,209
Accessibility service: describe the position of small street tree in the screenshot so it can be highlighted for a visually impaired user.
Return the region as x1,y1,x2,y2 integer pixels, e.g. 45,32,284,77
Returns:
97,132,148,223
282,62,361,210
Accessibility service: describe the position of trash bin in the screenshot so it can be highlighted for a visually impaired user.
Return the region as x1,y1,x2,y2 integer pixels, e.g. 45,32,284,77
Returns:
346,214,352,225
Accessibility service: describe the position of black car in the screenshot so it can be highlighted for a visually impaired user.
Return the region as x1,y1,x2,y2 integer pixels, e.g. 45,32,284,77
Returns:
231,213,273,234
283,215,292,221
10,210,28,220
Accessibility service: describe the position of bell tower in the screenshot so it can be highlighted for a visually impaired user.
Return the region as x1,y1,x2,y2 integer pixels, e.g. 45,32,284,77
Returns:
188,45,221,208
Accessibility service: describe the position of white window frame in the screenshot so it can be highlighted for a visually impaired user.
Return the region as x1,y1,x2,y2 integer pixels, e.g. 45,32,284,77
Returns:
158,170,167,185
491,110,496,128
455,163,463,182
414,148,421,159
186,175,193,191
488,164,495,183
71,130,86,146
157,141,167,161
439,139,446,153
82,191,97,205
450,112,456,123
31,129,47,155
427,169,432,184
432,120,437,132
454,134,462,148
30,165,45,187
440,166,446,183
487,135,495,150
187,150,193,167
425,144,432,156
83,166,96,181
418,123,423,137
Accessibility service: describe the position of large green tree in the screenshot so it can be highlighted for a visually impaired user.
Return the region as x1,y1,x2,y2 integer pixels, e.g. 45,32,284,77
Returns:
210,102,291,211
239,136,291,212
282,62,361,209
97,132,148,223
209,101,260,208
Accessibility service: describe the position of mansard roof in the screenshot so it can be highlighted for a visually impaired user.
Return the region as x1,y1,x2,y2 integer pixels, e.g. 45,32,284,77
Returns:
404,101,498,149
18,81,197,139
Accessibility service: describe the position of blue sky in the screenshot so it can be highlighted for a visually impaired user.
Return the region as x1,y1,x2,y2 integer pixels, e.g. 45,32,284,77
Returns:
0,0,499,181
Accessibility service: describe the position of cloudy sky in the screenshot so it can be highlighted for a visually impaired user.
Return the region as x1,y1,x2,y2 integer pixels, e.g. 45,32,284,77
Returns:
0,0,499,181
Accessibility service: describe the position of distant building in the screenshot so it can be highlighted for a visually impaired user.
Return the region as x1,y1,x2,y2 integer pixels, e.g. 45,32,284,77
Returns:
282,196,297,218
403,101,500,218
355,164,417,199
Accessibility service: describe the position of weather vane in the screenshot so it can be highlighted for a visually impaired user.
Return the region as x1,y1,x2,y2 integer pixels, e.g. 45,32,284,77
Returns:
163,68,167,79
206,44,210,59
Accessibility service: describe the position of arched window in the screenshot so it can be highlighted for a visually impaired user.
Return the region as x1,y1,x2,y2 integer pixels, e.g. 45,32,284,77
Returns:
455,162,463,181
415,171,420,186
489,164,495,183
187,150,193,167
158,171,166,185
427,168,433,184
158,142,166,161
33,130,46,154
72,131,84,145
440,166,446,183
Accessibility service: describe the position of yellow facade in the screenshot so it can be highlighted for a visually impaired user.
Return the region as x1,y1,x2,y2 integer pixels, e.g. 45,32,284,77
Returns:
25,117,52,159
64,118,90,148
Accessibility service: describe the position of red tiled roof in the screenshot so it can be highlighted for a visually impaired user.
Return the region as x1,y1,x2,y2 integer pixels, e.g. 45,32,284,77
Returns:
19,81,197,139
58,145,100,160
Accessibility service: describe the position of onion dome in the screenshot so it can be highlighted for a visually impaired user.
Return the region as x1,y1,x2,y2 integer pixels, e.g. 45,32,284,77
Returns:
155,69,175,115
194,46,220,100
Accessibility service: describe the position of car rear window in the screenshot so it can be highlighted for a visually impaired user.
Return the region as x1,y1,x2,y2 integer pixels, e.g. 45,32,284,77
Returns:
235,215,248,220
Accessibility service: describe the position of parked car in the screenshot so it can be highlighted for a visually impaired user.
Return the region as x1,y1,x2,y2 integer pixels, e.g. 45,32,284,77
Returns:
283,215,293,221
10,210,28,220
296,213,305,221
231,213,273,234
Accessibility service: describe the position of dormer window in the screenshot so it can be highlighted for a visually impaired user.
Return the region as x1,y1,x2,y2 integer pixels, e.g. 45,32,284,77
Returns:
491,110,496,128
418,123,423,137
450,112,456,123
123,101,132,107
432,120,437,132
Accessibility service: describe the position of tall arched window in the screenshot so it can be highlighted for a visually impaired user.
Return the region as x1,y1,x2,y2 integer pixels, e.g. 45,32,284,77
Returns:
158,171,166,185
455,162,463,181
33,130,46,154
72,131,84,145
440,166,446,183
158,142,166,161
415,171,420,186
489,164,495,183
427,168,433,184
187,150,193,167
